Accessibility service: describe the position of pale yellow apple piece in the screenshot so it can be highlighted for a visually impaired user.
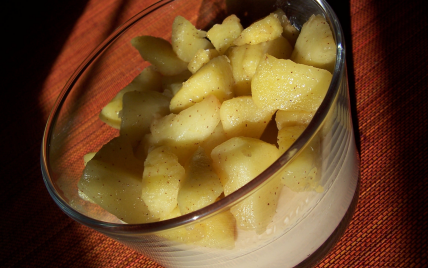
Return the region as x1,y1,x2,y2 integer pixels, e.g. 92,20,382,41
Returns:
120,91,170,148
187,49,219,74
220,96,275,139
227,37,292,96
240,37,292,78
277,125,306,154
207,14,243,54
135,134,198,167
170,56,234,113
178,147,223,215
78,136,157,223
172,16,214,62
134,133,157,163
157,207,206,243
200,122,228,156
263,36,293,60
230,175,282,234
291,14,336,73
275,110,314,130
151,95,221,148
233,13,283,46
158,208,235,249
142,146,185,219
211,136,280,195
273,8,299,47
131,36,188,76
226,44,251,96
195,210,236,249
99,66,162,129
277,125,321,192
211,137,282,233
162,69,192,95
252,55,332,112
83,152,96,166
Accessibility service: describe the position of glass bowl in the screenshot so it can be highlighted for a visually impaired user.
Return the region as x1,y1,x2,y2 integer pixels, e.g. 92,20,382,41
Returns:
41,0,359,267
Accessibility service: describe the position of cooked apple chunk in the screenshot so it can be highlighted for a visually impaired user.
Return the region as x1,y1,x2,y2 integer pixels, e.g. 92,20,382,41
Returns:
83,152,96,166
227,37,292,96
187,49,219,74
291,14,336,73
275,110,314,130
142,146,185,219
211,137,282,233
120,91,170,148
252,55,332,112
151,95,221,148
157,207,206,243
158,208,235,249
195,210,236,249
177,147,223,215
99,66,162,129
233,13,283,46
78,136,157,223
220,96,275,139
273,8,299,47
207,14,243,54
172,16,214,62
170,56,234,113
200,122,228,156
162,69,192,96
131,36,188,76
277,125,321,192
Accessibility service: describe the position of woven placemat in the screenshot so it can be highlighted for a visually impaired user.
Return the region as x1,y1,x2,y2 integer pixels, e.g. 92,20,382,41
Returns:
1,0,427,267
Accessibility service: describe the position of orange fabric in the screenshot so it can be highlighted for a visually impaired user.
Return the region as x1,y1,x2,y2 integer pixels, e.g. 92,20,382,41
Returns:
2,0,426,267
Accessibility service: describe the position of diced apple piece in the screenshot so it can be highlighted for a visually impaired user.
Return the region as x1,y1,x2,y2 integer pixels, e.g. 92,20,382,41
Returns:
120,91,170,148
171,16,214,62
220,96,275,139
226,44,251,96
151,95,221,149
291,14,336,73
134,133,157,163
200,122,228,156
263,36,293,60
78,137,156,223
158,208,235,249
230,175,282,234
195,211,236,249
162,69,192,96
275,110,314,130
142,146,185,219
233,13,283,46
157,207,206,243
211,136,280,195
277,126,321,192
178,147,223,215
135,133,197,167
83,152,96,166
273,8,299,47
277,125,306,154
99,66,162,129
131,36,188,76
252,55,332,112
207,14,243,54
227,37,292,96
187,49,219,74
237,37,292,79
211,137,282,233
170,56,234,113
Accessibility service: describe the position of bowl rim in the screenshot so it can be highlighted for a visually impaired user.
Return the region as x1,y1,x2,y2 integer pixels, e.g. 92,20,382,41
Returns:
41,0,346,234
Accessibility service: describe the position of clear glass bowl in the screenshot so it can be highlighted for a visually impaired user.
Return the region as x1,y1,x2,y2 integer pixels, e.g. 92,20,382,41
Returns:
41,0,359,267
